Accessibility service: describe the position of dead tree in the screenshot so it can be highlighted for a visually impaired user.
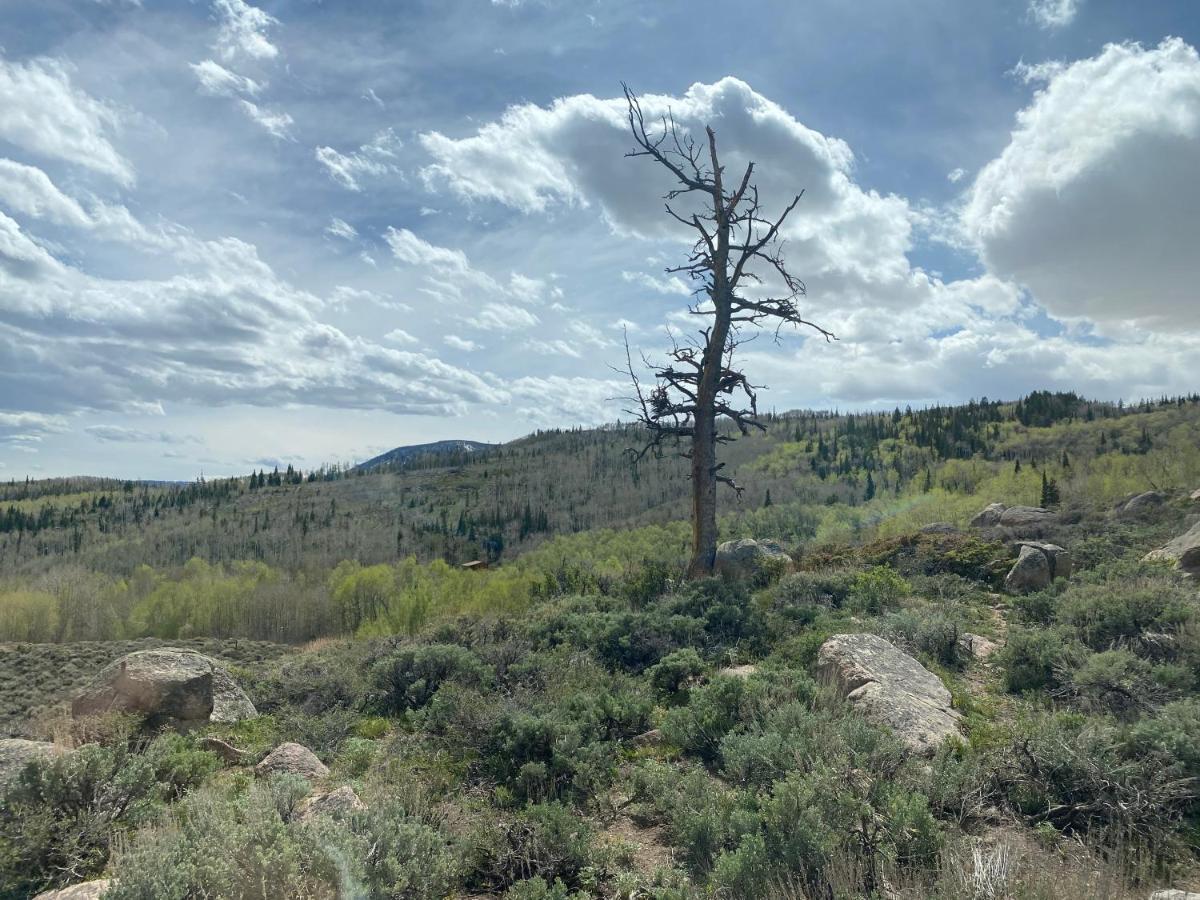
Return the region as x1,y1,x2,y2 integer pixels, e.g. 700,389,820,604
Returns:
621,84,834,579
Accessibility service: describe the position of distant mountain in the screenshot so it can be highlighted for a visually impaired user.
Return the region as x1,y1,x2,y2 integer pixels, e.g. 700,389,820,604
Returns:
354,439,495,472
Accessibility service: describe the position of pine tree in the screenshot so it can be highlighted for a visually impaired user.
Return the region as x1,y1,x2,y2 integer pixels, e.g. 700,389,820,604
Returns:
864,471,876,502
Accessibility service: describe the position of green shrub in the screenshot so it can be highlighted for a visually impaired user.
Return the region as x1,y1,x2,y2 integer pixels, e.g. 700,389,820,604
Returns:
1057,572,1194,652
367,643,492,714
848,567,910,615
647,649,705,703
0,740,183,896
999,627,1070,693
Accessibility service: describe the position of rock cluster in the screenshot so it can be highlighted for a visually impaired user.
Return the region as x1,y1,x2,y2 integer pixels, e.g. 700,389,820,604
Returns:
817,633,962,756
32,882,112,900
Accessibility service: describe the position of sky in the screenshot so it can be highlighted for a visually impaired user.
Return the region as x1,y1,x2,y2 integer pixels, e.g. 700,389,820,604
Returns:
1,0,1199,479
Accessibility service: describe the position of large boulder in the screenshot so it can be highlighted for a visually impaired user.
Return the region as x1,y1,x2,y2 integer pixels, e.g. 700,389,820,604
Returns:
969,503,1007,528
297,785,366,822
1144,521,1200,578
1119,490,1167,517
255,742,329,780
32,882,112,900
0,738,65,786
816,633,962,756
1191,488,1200,503
72,649,256,729
997,505,1056,533
713,538,791,581
1004,542,1071,593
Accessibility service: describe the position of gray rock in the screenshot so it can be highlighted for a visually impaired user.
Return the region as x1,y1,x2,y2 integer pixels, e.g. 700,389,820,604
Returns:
713,538,791,581
919,522,959,534
816,633,962,756
297,785,365,822
1121,491,1167,516
1191,488,1200,503
72,649,256,729
256,742,329,780
0,738,65,786
1005,542,1070,593
998,505,1056,533
969,503,1007,528
1144,521,1200,578
1150,891,1200,900
958,633,999,661
32,881,112,900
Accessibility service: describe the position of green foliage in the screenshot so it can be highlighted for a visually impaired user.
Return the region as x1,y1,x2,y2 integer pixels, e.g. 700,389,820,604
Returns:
848,566,911,615
647,648,706,703
0,735,216,897
366,643,492,715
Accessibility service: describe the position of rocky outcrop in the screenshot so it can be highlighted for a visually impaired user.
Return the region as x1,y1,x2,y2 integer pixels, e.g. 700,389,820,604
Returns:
0,738,65,785
713,539,791,581
1004,542,1070,593
969,503,1007,528
816,633,962,756
32,881,112,900
255,742,329,780
72,649,256,729
1191,488,1200,503
297,785,365,822
1120,491,1167,516
1144,521,1200,578
1149,891,1200,900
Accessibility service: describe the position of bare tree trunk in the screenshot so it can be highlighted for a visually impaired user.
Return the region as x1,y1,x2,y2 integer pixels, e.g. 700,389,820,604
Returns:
686,402,719,578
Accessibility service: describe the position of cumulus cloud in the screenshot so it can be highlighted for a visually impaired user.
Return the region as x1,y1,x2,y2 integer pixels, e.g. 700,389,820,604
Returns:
465,301,539,332
962,38,1200,327
0,210,507,418
315,129,403,191
0,54,133,185
0,159,92,226
212,0,279,62
444,335,480,352
1028,0,1082,30
383,328,418,345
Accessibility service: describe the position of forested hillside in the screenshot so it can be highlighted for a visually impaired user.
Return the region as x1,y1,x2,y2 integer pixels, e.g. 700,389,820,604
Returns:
4,392,1197,580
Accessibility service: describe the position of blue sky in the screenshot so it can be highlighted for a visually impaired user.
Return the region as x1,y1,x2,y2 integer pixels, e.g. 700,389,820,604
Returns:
1,0,1199,479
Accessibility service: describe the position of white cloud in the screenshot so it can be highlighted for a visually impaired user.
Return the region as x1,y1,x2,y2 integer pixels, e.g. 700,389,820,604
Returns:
528,339,582,358
315,129,403,191
238,100,293,138
946,167,966,183
190,59,261,97
465,301,539,332
0,412,67,447
1028,0,1081,30
384,328,418,345
444,335,480,352
621,270,692,296
962,38,1200,327
0,159,92,226
0,54,133,185
325,217,357,240
212,0,279,62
